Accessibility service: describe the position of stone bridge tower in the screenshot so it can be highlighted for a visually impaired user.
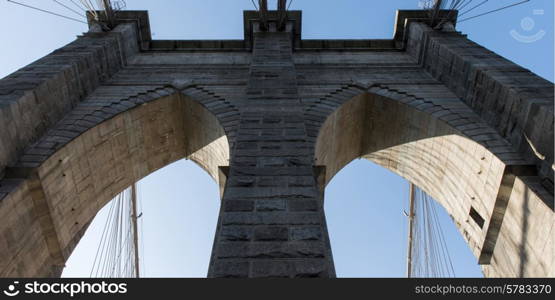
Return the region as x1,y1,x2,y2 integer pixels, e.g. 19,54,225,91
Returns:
0,7,553,278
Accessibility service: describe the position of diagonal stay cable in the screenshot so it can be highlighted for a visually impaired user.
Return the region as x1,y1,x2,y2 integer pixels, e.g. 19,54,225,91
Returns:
428,196,455,276
459,0,530,23
52,0,83,17
99,195,118,277
456,0,474,11
250,0,258,10
459,0,488,17
6,0,88,23
67,0,87,12
90,197,117,277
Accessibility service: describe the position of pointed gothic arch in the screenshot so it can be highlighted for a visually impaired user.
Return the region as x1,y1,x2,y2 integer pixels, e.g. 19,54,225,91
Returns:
0,91,230,277
314,90,553,277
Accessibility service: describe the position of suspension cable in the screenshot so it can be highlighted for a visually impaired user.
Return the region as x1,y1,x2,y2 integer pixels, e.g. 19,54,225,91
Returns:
6,0,88,24
90,186,140,278
409,185,456,277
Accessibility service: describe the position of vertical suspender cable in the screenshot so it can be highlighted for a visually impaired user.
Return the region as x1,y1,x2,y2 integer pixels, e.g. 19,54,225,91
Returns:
406,182,415,277
258,0,268,30
101,0,115,27
131,183,140,278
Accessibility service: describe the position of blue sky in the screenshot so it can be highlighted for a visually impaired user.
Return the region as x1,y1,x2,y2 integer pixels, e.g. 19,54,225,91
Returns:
0,0,552,278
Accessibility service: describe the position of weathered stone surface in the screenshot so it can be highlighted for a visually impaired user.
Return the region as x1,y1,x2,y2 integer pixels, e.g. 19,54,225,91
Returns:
216,241,325,259
288,199,320,212
255,199,286,211
211,261,250,278
220,226,253,241
0,9,552,278
254,226,289,241
224,200,254,212
291,227,323,241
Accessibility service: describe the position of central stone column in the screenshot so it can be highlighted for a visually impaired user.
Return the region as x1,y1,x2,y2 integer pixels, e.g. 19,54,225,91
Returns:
207,23,335,278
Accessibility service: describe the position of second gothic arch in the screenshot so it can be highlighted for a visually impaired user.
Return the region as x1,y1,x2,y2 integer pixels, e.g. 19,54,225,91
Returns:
314,90,553,277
